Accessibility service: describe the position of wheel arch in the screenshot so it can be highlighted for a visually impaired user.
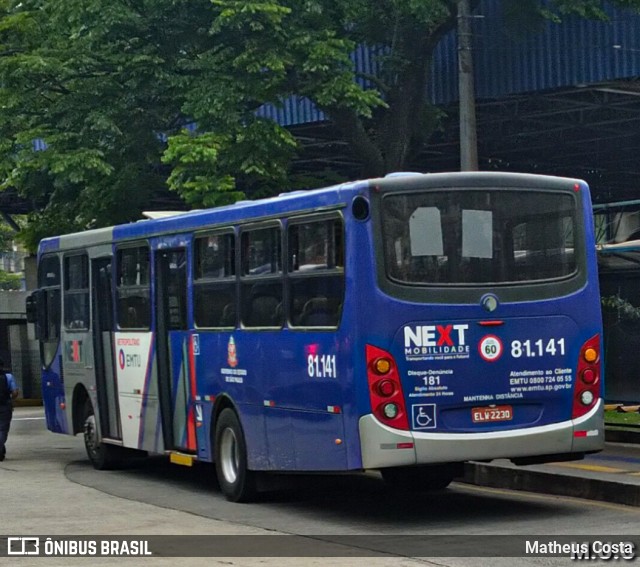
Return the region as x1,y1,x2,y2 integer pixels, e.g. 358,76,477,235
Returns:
210,394,239,449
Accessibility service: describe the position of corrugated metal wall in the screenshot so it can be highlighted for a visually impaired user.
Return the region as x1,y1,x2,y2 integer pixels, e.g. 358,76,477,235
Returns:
466,0,640,101
257,95,325,127
259,0,640,126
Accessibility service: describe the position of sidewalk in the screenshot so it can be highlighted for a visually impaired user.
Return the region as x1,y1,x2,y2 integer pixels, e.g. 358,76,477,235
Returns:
463,429,640,506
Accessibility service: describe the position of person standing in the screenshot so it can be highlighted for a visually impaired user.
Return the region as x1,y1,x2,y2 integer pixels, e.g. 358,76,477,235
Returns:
0,359,19,462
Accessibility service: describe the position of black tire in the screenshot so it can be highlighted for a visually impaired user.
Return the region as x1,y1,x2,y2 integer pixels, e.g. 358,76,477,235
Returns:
82,400,122,470
214,408,257,502
381,463,462,492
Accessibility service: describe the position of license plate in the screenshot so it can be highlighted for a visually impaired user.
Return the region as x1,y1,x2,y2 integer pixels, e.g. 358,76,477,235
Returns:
472,405,513,423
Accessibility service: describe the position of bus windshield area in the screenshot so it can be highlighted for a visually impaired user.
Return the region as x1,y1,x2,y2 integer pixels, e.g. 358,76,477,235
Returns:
381,189,578,285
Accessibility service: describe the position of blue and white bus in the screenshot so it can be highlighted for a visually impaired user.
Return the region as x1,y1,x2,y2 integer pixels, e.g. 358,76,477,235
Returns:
27,172,603,501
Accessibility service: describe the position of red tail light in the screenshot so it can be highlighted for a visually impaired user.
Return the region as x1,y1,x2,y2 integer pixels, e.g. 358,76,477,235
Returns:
572,334,600,419
366,345,409,430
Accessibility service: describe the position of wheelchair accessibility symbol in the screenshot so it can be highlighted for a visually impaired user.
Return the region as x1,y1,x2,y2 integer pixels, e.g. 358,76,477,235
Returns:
412,404,436,430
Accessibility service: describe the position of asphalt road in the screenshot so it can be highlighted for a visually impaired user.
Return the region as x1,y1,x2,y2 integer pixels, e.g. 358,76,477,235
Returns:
3,406,640,566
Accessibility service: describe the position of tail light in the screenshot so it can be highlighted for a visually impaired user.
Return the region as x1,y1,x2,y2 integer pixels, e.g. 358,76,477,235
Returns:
572,334,600,419
366,345,409,430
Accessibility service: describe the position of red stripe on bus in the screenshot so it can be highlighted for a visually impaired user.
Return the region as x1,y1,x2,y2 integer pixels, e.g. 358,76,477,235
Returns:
186,335,198,451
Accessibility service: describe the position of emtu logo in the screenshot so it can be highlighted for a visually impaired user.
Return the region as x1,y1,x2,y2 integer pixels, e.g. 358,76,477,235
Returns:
404,324,469,355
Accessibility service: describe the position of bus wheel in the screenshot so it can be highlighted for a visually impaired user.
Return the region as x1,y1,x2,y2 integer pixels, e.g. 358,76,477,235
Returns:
82,400,121,470
215,409,257,502
381,464,461,492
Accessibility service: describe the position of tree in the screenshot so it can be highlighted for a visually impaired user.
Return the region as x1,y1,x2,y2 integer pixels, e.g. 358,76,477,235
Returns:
0,219,25,290
0,0,306,250
0,0,639,250
0,0,220,249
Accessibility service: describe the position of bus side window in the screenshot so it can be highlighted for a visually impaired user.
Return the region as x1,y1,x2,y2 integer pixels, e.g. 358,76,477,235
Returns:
299,297,343,327
288,217,344,328
244,283,282,327
194,232,236,329
37,255,61,368
118,295,150,329
240,225,283,329
116,246,151,330
63,254,89,330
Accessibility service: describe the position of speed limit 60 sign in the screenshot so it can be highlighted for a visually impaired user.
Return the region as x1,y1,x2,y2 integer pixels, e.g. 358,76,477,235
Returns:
478,335,503,362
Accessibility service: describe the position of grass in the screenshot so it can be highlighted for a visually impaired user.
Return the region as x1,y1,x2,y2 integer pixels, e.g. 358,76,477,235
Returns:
605,409,640,426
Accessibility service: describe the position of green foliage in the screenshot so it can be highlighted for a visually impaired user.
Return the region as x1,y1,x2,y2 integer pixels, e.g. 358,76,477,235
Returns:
544,0,615,20
163,119,297,208
0,215,25,289
163,131,241,208
0,270,21,290
0,0,208,250
601,294,640,321
503,0,616,35
1,0,640,251
0,221,19,250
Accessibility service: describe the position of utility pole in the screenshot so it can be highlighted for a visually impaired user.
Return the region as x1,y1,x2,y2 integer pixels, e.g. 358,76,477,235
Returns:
458,0,478,171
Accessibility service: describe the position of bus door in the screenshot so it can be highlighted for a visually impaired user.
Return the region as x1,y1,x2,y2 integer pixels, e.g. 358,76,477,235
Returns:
91,257,121,440
155,248,196,453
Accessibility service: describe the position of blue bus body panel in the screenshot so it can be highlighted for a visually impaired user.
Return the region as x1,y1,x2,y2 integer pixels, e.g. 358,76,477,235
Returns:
42,354,68,434
389,310,593,432
352,179,602,439
194,330,349,471
257,330,348,470
352,268,603,468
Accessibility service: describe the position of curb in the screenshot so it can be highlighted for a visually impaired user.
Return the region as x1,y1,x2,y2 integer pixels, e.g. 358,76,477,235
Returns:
605,428,640,444
463,461,640,506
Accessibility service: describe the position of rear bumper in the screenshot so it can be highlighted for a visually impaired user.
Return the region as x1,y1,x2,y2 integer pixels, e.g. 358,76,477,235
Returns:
358,400,604,469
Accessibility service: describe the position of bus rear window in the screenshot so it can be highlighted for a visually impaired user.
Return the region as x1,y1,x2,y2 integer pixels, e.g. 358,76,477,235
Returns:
382,190,578,285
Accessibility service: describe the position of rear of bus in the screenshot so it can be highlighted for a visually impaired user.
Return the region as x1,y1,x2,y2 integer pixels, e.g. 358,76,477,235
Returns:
357,172,603,483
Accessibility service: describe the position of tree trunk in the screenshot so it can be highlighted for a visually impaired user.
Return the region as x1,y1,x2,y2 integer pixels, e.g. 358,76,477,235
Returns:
326,105,386,177
326,6,459,177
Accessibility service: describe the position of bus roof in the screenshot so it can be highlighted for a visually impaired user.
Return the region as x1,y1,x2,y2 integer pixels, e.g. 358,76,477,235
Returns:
38,171,586,254
39,178,370,253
